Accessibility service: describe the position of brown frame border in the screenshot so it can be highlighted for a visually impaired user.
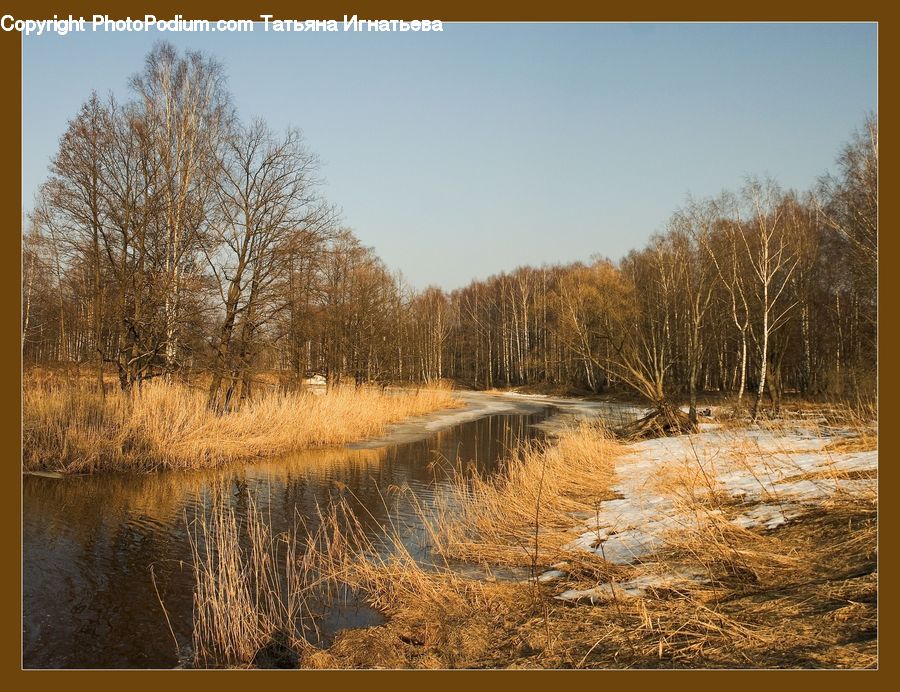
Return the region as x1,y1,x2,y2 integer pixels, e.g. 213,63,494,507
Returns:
2,1,888,685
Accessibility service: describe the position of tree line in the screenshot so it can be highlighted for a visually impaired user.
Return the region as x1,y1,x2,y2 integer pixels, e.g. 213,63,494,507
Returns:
437,154,876,420
23,43,877,417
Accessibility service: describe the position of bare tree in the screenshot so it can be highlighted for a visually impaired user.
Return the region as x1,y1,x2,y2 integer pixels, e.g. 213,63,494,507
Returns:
737,179,802,419
131,42,231,376
675,202,717,423
23,44,876,418
42,93,117,391
206,120,320,411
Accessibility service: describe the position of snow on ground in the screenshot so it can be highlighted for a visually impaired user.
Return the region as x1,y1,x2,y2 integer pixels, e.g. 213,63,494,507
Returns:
343,390,875,603
554,425,877,602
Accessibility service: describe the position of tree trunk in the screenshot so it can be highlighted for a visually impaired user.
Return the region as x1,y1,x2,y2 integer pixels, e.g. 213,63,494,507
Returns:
752,312,769,421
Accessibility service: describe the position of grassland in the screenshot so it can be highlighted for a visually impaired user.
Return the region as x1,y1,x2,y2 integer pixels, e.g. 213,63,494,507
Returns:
23,374,461,473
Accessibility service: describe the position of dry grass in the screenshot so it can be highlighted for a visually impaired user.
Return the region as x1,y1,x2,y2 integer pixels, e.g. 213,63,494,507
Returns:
428,422,621,568
186,489,528,669
23,378,461,473
189,490,311,667
185,419,877,669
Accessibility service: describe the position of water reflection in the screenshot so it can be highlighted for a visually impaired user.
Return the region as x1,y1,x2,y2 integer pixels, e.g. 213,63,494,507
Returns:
23,409,551,668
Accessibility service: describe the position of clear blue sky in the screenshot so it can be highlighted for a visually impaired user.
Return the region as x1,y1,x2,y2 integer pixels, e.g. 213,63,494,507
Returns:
22,23,876,290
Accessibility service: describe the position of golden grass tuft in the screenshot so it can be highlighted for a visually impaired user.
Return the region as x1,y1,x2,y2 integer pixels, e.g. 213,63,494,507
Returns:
429,421,621,568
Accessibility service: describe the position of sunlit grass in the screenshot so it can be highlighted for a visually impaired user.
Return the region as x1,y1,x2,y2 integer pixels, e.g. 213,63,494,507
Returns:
23,378,461,473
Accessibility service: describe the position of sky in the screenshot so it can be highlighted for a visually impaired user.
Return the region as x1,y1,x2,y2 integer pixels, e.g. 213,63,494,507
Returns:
22,22,877,290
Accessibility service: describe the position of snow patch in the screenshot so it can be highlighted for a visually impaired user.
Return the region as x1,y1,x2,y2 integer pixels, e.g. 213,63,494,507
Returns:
562,427,876,569
556,567,706,604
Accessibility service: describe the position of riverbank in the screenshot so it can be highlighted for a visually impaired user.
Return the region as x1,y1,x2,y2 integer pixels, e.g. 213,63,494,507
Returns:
23,379,462,473
318,415,876,668
191,406,877,668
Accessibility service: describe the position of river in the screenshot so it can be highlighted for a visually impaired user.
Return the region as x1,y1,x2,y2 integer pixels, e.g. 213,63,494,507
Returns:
23,392,637,668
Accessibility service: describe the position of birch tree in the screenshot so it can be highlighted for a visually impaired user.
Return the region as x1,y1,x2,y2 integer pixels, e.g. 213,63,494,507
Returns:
131,42,231,376
737,179,802,419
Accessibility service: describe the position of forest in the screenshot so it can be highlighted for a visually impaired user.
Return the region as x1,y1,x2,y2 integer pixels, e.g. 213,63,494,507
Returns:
23,43,877,420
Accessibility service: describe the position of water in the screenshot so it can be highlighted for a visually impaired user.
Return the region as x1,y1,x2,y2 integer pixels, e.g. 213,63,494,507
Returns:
23,408,553,669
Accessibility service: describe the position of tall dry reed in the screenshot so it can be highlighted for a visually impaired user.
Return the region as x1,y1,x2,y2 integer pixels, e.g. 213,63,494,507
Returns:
190,492,299,666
